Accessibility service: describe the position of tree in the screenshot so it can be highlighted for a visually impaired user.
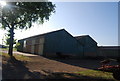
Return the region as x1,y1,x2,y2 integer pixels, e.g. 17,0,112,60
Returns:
1,2,55,57
4,30,17,47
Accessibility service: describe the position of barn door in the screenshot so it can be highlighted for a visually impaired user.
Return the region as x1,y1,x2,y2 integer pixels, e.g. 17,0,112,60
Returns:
39,44,44,55
31,39,35,54
38,37,44,55
34,44,39,54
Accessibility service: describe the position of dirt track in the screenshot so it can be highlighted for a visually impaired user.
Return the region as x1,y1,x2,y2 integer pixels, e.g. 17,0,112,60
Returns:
26,55,88,74
2,52,104,79
2,53,88,79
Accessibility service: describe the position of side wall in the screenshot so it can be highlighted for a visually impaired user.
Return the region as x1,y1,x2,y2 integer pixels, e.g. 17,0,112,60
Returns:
98,47,120,58
44,30,83,57
18,36,45,55
84,36,98,57
77,36,98,57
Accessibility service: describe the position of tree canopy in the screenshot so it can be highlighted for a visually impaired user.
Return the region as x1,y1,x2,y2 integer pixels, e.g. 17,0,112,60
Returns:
1,2,55,56
2,2,55,30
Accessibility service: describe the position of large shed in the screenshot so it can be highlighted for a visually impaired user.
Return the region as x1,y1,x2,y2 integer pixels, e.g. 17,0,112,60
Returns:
17,29,84,57
75,35,98,57
98,46,120,58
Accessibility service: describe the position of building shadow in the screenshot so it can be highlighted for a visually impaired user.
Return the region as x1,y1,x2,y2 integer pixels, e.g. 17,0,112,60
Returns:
2,56,47,80
2,56,116,80
46,56,118,70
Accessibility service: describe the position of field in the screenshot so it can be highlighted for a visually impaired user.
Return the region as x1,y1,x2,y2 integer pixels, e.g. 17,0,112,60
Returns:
1,49,117,80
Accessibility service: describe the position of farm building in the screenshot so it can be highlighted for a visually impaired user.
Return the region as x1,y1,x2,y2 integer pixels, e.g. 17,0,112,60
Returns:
17,29,119,58
17,29,98,58
98,46,120,58
75,35,98,57
17,29,88,57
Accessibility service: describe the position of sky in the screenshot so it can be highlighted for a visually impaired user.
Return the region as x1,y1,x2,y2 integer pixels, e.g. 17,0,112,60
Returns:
0,2,119,46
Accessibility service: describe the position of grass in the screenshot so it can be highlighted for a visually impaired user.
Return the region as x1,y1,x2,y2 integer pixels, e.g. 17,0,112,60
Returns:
75,69,115,80
1,48,117,80
1,50,31,61
14,53,31,61
1,47,17,51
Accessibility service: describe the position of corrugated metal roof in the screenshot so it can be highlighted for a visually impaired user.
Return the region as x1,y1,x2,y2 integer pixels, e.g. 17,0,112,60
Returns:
19,29,65,40
98,46,120,49
74,35,89,40
74,35,97,44
19,29,97,44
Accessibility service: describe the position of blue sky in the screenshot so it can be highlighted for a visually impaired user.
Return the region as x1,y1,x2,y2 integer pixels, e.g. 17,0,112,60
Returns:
43,2,118,46
0,2,118,46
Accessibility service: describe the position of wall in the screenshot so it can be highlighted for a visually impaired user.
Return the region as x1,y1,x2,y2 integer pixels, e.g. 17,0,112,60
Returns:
98,46,120,58
18,36,45,55
84,36,98,57
44,30,83,57
76,36,98,57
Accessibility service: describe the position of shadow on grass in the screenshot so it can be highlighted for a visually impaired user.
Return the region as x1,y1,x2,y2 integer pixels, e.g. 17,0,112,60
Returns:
2,56,116,81
41,70,115,81
2,56,47,80
46,56,103,70
46,56,119,70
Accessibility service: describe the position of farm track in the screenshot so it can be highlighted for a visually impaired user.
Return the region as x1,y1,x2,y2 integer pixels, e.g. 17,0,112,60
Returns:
2,51,116,80
26,55,88,73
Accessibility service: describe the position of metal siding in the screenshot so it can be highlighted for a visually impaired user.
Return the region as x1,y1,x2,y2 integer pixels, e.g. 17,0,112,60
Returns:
38,37,45,55
84,37,97,57
98,47,119,57
34,38,40,54
76,36,97,57
31,39,35,53
18,36,45,55
44,30,83,57
34,44,39,54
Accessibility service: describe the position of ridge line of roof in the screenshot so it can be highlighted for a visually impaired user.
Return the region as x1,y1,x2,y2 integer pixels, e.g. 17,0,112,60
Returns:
19,29,65,40
74,35,89,37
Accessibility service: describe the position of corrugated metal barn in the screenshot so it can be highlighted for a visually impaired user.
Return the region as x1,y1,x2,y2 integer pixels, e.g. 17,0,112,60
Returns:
75,35,98,57
17,29,87,57
98,46,120,58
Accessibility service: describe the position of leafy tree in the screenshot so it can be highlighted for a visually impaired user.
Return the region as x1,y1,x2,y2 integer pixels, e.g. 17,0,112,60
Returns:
4,30,16,47
1,2,55,57
14,42,20,49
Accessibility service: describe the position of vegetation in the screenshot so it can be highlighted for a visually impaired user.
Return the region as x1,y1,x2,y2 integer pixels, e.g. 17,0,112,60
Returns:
1,51,31,61
75,70,115,80
1,47,17,51
1,2,55,57
1,48,116,80
1,50,116,80
4,32,17,47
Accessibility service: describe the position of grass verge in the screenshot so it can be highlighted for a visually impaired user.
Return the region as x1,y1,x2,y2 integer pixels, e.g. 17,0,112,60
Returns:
1,51,31,61
1,48,17,51
75,69,115,80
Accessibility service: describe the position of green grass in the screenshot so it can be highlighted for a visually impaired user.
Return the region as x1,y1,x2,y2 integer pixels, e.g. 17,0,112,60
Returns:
1,48,31,61
75,69,114,80
0,48,9,51
1,51,31,61
14,54,31,61
1,47,17,51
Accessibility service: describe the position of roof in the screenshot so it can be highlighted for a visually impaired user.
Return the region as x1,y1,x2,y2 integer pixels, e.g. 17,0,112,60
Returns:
98,46,120,49
19,29,66,40
19,29,97,44
74,35,89,40
74,35,97,44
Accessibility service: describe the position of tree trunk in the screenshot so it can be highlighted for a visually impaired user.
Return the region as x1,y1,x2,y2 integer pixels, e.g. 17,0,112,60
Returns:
8,27,14,57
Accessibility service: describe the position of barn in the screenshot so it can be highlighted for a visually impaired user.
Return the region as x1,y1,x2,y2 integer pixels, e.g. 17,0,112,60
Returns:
98,46,120,58
17,29,120,58
17,29,85,58
75,35,98,57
